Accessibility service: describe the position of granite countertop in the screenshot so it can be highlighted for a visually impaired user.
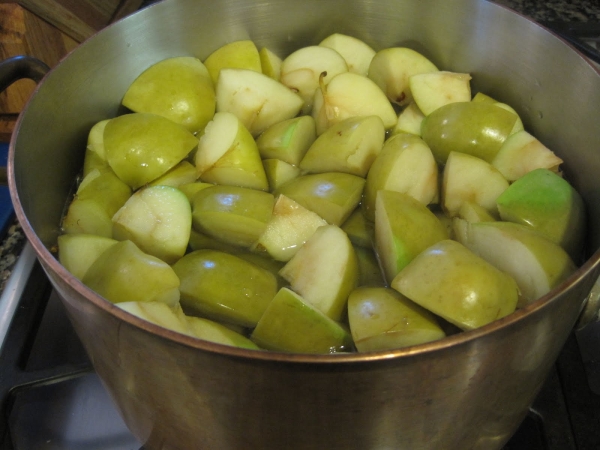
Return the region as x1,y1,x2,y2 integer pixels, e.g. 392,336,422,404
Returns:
1,0,600,292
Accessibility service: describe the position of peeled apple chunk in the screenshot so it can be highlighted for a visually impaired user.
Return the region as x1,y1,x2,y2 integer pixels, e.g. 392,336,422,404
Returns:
374,190,449,284
409,71,472,116
347,287,446,352
58,234,118,280
104,112,199,189
112,185,192,264
215,68,304,136
280,45,348,113
256,115,317,166
279,225,358,321
442,151,509,218
299,115,385,177
172,249,278,328
82,240,180,307
250,287,353,354
191,185,275,248
195,111,268,191
121,56,216,134
312,72,397,135
275,172,365,226
392,102,425,137
259,47,282,80
495,168,586,260
421,101,518,164
453,219,577,307
367,47,438,106
318,33,376,76
391,239,519,331
362,132,438,221
203,40,262,85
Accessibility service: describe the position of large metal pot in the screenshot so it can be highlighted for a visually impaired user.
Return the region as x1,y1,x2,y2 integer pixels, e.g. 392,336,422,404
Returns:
5,0,600,448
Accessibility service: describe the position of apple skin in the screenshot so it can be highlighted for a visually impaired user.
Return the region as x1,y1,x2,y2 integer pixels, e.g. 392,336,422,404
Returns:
83,240,181,307
391,239,519,331
495,168,586,261
172,249,278,328
186,315,260,350
203,40,262,85
83,119,110,177
58,234,118,280
256,115,316,166
347,287,445,352
421,101,518,164
250,287,354,354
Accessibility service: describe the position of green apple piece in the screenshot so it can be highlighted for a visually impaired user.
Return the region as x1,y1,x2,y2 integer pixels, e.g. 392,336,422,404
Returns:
122,56,216,134
409,71,472,116
216,68,304,136
195,111,268,191
491,130,563,181
341,208,374,249
232,251,286,288
472,92,497,103
367,47,438,106
62,198,114,237
312,72,397,135
148,160,198,187
391,239,519,331
191,184,275,248
83,119,110,177
348,287,445,352
392,102,425,137
112,185,192,264
433,207,455,239
177,181,214,203
276,172,365,226
495,168,586,260
453,219,577,307
253,194,327,262
421,101,518,164
172,249,278,327
83,240,180,306
259,47,282,81
299,115,385,177
117,301,193,336
187,228,241,253
204,40,262,85
58,234,118,280
280,45,348,114
104,112,198,189
362,133,438,221
354,246,386,287
262,159,301,191
374,190,449,284
255,115,317,166
250,287,353,354
185,315,259,349
279,224,358,321
494,103,524,135
319,33,376,76
442,151,509,218
458,201,497,223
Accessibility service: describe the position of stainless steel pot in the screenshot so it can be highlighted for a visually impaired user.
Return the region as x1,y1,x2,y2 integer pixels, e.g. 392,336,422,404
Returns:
6,0,600,448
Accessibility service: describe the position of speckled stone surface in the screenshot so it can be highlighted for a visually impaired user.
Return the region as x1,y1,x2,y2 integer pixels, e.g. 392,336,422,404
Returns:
1,0,600,294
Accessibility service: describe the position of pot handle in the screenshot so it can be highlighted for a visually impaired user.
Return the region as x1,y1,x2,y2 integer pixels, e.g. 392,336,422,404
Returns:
0,55,49,93
576,275,600,330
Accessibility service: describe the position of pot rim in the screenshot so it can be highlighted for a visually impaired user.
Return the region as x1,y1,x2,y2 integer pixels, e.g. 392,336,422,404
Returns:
7,0,600,365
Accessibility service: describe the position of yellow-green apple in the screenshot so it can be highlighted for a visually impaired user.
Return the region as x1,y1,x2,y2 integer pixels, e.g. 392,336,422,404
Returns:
259,47,282,80
112,185,192,264
367,47,438,106
122,56,215,134
83,119,110,176
104,112,198,189
374,190,449,283
186,315,260,349
262,159,301,191
83,240,180,306
409,71,471,115
148,160,198,188
319,33,376,76
250,287,353,354
191,184,275,248
58,234,118,280
255,115,316,166
495,168,586,260
391,239,519,330
203,40,262,85
347,287,445,352
172,249,278,327
177,181,214,203
442,151,509,218
117,301,193,336
275,172,365,226
187,228,240,253
299,115,385,177
215,68,304,136
341,208,374,249
279,224,358,321
354,246,386,287
458,201,497,223
453,219,577,306
392,102,425,137
195,111,268,191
